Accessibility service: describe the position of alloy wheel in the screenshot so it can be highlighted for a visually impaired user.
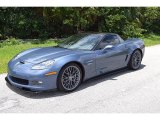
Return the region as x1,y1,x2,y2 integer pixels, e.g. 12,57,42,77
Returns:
61,65,81,91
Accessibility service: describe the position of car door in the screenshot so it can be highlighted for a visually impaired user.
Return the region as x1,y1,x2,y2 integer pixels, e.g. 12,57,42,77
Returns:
95,35,128,75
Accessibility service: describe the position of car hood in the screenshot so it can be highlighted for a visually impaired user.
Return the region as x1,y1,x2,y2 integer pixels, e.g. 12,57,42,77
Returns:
16,47,80,64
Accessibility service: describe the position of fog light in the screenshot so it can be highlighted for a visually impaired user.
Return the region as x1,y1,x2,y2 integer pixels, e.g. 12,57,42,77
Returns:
31,81,43,85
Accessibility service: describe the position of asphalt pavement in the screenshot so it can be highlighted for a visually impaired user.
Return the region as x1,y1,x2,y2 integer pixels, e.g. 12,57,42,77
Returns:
0,45,160,113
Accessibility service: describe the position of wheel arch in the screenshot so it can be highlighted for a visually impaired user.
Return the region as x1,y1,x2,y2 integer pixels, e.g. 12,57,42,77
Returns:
128,48,143,69
132,48,143,57
58,61,85,82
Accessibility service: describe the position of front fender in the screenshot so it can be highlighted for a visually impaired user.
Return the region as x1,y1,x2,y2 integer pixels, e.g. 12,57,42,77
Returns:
126,38,145,56
50,52,96,80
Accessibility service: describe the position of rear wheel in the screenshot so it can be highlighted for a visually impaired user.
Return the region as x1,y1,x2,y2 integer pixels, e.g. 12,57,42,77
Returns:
128,50,142,70
57,63,82,92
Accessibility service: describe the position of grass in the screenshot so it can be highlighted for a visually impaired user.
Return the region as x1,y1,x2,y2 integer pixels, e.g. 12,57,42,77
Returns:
142,34,160,46
0,40,57,74
0,34,160,74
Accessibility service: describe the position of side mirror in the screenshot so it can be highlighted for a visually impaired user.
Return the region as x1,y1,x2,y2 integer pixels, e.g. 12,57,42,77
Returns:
103,45,114,50
102,45,114,53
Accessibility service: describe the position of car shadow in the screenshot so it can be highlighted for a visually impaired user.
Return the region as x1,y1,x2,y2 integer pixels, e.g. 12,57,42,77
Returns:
6,64,146,99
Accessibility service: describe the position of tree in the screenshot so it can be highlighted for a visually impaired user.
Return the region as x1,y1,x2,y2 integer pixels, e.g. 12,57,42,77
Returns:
0,7,159,40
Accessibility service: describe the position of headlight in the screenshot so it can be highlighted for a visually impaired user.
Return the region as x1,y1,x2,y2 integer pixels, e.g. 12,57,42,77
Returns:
32,60,55,70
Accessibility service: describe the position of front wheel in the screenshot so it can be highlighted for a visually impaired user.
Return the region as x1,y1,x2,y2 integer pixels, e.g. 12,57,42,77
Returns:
57,63,82,92
128,50,142,70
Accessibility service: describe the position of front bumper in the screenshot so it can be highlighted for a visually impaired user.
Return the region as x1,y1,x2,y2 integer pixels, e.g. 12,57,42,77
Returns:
6,70,58,91
5,76,36,92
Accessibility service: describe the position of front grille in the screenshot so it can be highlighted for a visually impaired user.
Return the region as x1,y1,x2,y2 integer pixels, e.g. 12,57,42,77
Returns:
9,76,29,85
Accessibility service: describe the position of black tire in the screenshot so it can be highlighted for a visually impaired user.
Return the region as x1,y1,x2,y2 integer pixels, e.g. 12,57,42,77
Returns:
128,50,142,70
57,63,82,92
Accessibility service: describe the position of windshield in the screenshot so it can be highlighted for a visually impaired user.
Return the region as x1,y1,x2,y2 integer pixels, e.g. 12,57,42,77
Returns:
58,34,104,50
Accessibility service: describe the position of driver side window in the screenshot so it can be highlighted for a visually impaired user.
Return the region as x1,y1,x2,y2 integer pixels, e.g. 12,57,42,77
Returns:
96,35,119,50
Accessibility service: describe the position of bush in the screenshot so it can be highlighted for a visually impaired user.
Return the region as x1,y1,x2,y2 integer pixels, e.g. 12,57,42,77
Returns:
0,38,23,47
122,22,145,38
0,34,7,40
0,43,2,48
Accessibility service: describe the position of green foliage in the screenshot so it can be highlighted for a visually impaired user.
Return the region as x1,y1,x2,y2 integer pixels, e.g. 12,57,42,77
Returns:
2,38,22,46
30,39,58,44
142,34,160,46
0,38,23,48
0,7,160,40
122,22,145,38
0,38,58,48
142,7,160,34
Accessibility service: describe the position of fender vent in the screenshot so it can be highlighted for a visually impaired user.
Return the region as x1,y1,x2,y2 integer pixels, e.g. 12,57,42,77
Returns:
125,55,128,61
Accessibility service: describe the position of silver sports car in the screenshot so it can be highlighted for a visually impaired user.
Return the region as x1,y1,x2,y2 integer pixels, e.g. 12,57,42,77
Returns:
6,33,145,92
